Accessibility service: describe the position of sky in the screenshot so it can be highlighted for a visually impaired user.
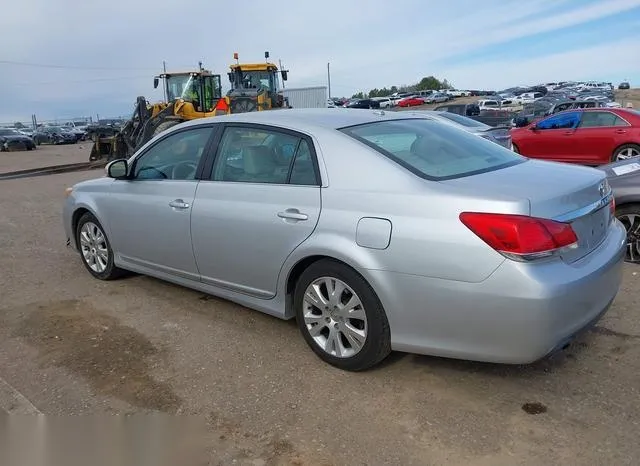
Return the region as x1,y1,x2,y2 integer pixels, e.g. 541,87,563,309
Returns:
0,0,639,123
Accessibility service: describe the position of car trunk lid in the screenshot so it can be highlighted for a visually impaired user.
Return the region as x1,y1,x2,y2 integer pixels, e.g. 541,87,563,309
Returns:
443,159,613,263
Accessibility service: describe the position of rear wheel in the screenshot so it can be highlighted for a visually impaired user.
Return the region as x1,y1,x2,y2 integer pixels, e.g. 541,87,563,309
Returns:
294,259,391,371
615,204,640,263
612,144,640,162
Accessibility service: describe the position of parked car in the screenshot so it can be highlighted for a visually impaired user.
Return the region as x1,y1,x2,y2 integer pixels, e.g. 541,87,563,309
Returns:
510,108,640,165
434,103,516,127
407,110,513,149
397,96,425,107
618,82,631,90
599,157,640,263
424,93,449,104
514,100,609,127
33,126,77,145
63,108,626,371
371,97,394,108
345,99,380,109
0,128,36,151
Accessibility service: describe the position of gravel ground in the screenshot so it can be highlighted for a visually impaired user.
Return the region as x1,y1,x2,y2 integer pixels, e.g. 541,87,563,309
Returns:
0,142,91,174
0,162,639,465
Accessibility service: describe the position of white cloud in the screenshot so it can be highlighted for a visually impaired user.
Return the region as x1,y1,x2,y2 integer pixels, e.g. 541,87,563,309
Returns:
0,0,638,119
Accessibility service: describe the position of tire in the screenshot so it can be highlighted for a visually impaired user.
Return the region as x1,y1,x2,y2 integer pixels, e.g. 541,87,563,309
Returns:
153,120,182,137
615,204,640,263
294,259,391,371
75,212,125,280
612,144,640,162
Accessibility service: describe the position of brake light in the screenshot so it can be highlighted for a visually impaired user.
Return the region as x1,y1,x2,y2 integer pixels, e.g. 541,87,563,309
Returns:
459,212,578,260
610,196,615,217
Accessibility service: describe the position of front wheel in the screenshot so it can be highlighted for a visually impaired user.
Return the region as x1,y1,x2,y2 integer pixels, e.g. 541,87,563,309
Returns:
615,204,640,263
76,212,125,280
294,259,391,371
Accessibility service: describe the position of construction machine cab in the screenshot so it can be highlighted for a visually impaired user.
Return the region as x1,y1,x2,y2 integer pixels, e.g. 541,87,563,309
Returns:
154,69,223,114
226,51,289,113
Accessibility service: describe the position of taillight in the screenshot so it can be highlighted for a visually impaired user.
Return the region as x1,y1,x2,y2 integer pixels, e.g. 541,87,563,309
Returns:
610,196,616,217
459,212,578,261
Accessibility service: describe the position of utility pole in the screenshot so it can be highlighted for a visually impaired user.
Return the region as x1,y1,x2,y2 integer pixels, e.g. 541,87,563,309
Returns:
327,62,331,99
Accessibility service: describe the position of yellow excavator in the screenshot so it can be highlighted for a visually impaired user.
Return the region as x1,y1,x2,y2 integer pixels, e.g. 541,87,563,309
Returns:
224,52,290,113
89,63,226,161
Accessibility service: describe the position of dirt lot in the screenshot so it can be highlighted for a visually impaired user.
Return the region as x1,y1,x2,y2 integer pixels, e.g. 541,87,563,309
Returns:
0,143,639,465
0,142,90,174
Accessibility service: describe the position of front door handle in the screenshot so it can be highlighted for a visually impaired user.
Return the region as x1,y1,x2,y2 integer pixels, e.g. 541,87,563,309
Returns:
169,199,190,209
277,209,308,221
614,129,627,134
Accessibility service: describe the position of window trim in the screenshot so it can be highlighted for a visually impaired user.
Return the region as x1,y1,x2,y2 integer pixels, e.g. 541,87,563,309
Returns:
202,122,322,187
339,118,525,182
128,123,222,181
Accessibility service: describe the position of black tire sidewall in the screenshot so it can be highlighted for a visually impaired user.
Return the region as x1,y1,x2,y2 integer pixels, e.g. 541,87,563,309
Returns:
76,212,118,280
293,259,391,371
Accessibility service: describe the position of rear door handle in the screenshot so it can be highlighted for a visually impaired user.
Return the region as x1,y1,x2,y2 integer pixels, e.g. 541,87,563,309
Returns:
169,199,190,209
277,209,308,221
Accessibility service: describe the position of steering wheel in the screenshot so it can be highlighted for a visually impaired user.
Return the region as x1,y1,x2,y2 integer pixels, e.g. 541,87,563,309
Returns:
171,161,198,180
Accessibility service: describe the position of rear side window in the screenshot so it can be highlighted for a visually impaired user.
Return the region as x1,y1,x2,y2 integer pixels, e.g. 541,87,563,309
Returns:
340,119,524,181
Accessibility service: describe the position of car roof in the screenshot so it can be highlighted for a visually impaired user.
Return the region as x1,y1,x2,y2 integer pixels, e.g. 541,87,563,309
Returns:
175,108,428,132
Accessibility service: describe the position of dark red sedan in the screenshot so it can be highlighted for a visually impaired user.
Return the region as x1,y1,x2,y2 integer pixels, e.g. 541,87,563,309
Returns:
510,108,640,165
397,96,425,107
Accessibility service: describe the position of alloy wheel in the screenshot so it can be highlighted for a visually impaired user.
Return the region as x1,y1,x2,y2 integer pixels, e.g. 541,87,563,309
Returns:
618,213,640,262
616,147,640,161
302,277,368,358
79,221,109,273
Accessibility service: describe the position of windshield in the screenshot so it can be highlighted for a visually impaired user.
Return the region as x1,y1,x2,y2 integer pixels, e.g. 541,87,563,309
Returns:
166,75,194,101
434,112,490,128
233,70,277,93
340,119,524,180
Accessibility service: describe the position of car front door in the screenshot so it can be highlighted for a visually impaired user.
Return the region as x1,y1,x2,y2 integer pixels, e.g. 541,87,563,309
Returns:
520,111,582,161
190,124,322,298
572,111,631,164
104,124,218,280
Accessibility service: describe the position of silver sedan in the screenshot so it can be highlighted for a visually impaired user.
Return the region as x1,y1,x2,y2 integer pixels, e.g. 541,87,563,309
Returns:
63,109,627,371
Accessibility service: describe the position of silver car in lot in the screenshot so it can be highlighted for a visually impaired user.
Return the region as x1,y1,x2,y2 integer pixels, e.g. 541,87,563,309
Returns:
63,109,627,371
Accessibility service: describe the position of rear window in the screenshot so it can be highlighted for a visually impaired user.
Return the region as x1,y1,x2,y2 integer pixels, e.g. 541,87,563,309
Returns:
340,119,524,180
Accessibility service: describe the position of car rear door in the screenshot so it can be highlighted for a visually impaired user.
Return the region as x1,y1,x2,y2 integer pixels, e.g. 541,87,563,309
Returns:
572,111,632,164
190,124,322,298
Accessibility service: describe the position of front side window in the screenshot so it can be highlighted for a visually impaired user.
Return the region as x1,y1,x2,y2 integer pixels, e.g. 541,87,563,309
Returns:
340,119,524,181
211,126,319,185
133,127,212,180
536,111,581,129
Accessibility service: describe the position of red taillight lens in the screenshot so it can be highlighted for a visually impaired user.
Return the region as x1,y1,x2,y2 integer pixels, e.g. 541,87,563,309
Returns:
610,196,615,217
459,212,578,258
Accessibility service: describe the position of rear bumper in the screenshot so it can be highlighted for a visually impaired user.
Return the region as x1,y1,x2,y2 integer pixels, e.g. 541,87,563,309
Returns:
365,219,627,364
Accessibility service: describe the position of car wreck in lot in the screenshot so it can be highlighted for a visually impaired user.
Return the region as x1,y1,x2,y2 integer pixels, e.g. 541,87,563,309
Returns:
62,109,626,371
0,128,36,151
599,158,640,263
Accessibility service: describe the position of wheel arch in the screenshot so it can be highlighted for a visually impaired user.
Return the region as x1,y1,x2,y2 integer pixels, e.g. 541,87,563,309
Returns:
612,142,640,159
69,203,104,249
282,244,384,319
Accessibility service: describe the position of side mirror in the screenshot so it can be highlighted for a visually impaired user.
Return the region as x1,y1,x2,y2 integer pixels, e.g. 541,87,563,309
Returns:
514,116,529,127
106,159,129,179
281,70,288,81
153,77,159,89
228,72,234,83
